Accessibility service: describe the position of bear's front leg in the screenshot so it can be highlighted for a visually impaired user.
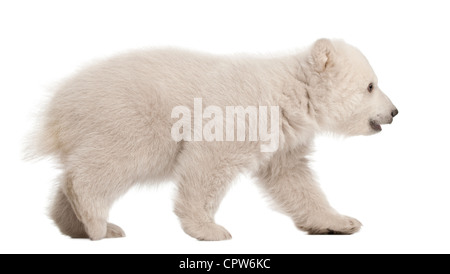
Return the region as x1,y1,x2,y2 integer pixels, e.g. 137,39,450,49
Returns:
256,146,362,235
173,143,245,241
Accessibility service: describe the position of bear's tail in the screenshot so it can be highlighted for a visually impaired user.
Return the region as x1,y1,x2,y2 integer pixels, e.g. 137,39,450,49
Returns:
23,107,62,161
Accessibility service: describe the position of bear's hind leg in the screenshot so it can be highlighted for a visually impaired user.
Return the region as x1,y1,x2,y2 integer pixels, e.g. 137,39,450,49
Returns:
51,184,127,239
50,186,88,239
58,168,131,241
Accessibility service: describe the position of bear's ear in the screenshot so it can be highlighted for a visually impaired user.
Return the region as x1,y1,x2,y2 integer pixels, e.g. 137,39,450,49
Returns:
311,38,336,72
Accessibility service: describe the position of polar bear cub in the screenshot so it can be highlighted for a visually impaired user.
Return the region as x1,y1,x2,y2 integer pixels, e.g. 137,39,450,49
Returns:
32,39,397,240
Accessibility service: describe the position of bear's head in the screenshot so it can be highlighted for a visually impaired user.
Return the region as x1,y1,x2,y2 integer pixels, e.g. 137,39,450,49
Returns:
306,39,398,136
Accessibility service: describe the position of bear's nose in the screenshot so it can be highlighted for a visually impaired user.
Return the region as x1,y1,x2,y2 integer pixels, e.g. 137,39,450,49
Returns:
391,109,399,118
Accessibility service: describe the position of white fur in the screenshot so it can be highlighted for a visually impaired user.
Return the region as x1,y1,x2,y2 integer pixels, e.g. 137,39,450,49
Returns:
30,39,397,240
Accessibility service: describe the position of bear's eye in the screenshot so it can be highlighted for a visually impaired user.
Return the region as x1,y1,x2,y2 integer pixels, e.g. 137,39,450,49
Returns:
367,83,374,93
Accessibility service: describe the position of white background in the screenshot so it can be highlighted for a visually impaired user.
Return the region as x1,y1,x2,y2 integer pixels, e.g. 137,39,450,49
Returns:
1,0,449,254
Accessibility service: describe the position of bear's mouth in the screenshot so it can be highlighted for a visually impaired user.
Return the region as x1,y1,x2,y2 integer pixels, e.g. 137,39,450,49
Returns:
369,120,382,132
